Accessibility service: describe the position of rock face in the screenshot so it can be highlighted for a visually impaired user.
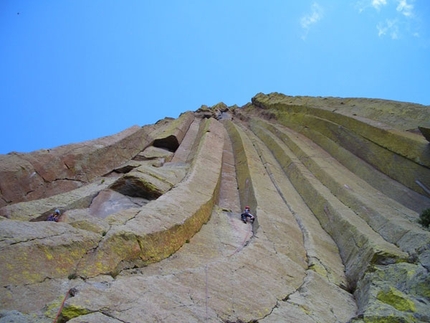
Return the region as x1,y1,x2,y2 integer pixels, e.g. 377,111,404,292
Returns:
0,93,429,323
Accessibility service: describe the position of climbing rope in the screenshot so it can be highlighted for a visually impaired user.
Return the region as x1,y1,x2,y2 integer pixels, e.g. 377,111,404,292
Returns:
53,288,77,323
227,219,254,257
205,265,209,322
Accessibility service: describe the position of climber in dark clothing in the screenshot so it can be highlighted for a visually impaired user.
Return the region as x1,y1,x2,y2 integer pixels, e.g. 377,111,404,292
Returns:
47,209,61,222
241,206,255,223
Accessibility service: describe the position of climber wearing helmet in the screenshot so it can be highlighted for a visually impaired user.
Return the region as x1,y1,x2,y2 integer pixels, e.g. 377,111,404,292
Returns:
47,209,61,222
241,206,254,224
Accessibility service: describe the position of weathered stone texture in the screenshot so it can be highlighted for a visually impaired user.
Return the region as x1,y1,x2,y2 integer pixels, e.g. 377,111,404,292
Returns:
0,112,195,209
1,93,429,322
76,118,225,278
0,125,150,207
0,177,117,221
0,220,100,286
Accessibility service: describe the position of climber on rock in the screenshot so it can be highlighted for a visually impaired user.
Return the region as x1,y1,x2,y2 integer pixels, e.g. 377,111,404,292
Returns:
241,206,255,224
47,209,61,222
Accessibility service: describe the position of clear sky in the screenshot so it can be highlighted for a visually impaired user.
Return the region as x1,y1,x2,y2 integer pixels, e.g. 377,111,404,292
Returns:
1,1,429,154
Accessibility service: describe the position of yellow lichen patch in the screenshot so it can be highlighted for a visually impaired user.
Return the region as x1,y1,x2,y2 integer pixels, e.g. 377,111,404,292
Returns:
44,299,63,318
21,270,42,284
69,248,84,259
309,263,328,278
377,287,416,312
299,304,311,315
45,250,54,260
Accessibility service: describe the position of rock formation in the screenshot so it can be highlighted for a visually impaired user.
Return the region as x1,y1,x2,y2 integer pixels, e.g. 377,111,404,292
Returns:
0,92,429,322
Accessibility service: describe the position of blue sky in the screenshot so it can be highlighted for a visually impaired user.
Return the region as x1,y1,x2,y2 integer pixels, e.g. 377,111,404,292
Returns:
1,1,429,154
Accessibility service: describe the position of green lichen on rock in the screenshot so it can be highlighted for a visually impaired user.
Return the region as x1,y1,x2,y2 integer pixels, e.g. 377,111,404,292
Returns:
377,287,416,312
418,208,430,228
59,305,91,321
358,315,415,323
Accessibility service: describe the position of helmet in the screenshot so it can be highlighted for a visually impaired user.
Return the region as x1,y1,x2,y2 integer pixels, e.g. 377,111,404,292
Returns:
55,209,61,215
245,206,250,210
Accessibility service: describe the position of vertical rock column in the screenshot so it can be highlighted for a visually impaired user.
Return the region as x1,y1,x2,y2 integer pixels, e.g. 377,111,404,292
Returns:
76,118,225,278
